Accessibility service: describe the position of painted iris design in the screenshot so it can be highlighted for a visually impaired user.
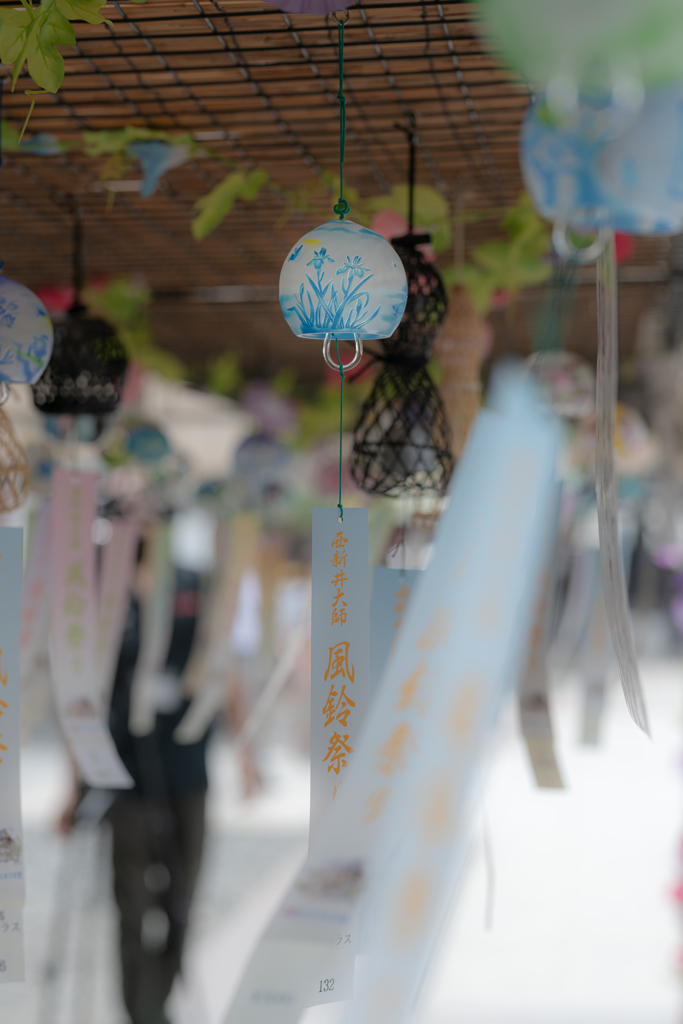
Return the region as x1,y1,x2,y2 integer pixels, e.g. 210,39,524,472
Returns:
337,255,368,280
306,247,335,270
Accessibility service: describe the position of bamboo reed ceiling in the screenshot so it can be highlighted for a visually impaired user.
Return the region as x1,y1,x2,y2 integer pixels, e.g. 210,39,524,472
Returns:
0,0,672,380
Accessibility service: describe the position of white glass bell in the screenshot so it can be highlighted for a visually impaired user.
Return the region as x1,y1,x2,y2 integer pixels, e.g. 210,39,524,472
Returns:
0,272,54,385
279,219,408,370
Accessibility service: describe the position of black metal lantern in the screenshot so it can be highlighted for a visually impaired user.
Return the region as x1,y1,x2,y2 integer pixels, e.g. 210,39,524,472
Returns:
32,312,127,415
32,201,128,416
351,124,453,497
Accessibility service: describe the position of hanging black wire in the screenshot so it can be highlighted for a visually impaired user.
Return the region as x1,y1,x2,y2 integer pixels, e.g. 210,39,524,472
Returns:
32,199,128,416
351,124,452,497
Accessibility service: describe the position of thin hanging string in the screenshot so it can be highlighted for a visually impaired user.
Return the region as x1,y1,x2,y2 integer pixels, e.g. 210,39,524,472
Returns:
408,119,415,233
333,11,350,220
335,336,345,521
0,79,4,171
333,10,350,524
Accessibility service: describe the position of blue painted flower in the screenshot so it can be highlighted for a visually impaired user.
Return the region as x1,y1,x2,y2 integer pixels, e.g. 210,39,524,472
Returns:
336,255,368,279
288,245,303,262
306,247,334,270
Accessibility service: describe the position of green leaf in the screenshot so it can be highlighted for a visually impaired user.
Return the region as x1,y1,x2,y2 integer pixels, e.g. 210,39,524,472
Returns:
28,9,74,92
55,0,112,26
192,172,245,240
452,264,498,317
0,1,79,93
82,126,198,159
367,183,451,252
84,276,187,381
192,168,269,240
238,167,269,202
82,128,133,157
0,9,34,88
40,8,75,46
0,120,21,151
206,351,243,397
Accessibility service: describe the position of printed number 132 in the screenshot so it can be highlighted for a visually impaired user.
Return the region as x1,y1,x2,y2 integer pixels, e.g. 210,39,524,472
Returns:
319,978,334,993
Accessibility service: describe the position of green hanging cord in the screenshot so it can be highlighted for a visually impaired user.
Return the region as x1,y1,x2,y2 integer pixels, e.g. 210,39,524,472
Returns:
334,335,345,522
332,11,350,522
332,10,350,221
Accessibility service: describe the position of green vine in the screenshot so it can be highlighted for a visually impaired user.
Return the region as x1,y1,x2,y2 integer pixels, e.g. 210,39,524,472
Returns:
84,277,187,381
0,0,123,136
445,194,552,314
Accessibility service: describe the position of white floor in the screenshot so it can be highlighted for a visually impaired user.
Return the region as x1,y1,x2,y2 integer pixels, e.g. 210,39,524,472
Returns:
0,661,681,1024
422,662,681,1024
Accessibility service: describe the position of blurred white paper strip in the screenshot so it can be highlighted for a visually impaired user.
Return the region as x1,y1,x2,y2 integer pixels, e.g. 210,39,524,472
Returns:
519,488,563,789
20,501,51,682
296,508,370,1009
576,525,636,745
346,376,559,1024
0,528,25,982
222,373,558,1024
95,518,139,707
369,567,420,705
579,557,612,745
310,507,370,832
595,233,649,733
236,586,311,748
51,469,133,789
550,545,597,673
174,513,261,744
128,521,174,738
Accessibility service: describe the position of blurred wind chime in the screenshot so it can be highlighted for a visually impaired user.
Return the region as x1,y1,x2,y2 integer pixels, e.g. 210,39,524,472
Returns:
351,123,452,498
478,0,683,735
523,115,651,734
32,198,128,422
0,78,54,987
0,84,54,511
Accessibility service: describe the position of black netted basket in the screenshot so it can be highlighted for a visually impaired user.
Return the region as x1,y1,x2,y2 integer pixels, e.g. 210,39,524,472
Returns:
351,233,452,497
32,312,128,416
386,233,448,360
352,363,452,496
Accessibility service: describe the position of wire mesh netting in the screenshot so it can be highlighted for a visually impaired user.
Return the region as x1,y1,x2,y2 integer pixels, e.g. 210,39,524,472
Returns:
351,229,452,496
386,232,448,359
351,361,452,496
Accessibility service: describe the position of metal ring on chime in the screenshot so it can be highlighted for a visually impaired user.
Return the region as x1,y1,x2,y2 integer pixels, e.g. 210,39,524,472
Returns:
322,333,364,373
332,8,350,24
552,223,611,264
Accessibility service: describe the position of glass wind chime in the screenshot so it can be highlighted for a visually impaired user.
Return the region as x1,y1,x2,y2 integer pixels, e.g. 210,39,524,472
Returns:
351,126,452,497
32,201,128,418
0,124,53,509
279,9,407,520
518,87,683,736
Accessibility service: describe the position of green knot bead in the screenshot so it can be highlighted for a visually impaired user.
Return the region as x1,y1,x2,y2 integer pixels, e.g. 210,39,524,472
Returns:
334,198,350,217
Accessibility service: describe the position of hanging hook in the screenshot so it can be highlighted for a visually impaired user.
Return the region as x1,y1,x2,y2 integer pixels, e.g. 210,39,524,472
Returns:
323,333,363,373
552,223,611,264
0,382,11,407
395,118,419,233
